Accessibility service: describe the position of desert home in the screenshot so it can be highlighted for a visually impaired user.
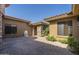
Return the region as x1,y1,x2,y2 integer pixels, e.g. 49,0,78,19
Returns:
3,15,32,37
44,5,79,40
0,4,79,41
0,4,32,38
0,4,79,55
32,21,49,37
45,13,78,40
32,4,79,41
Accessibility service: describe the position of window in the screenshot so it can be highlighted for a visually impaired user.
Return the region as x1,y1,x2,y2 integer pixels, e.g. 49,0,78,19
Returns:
77,16,79,22
5,24,17,34
67,21,72,35
77,16,79,26
57,22,65,35
57,21,72,36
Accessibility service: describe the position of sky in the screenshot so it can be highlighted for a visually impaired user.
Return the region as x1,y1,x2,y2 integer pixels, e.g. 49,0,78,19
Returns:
5,4,72,23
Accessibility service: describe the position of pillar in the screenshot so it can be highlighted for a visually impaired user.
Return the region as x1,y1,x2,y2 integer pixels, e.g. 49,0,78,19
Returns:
0,4,5,43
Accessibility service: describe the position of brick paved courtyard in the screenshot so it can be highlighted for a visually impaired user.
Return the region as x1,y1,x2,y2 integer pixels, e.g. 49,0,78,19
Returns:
0,37,73,55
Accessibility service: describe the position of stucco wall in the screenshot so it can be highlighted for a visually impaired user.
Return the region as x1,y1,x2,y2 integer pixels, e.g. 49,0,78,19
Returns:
72,17,79,40
73,4,79,15
37,25,42,37
0,4,5,43
49,17,78,40
3,18,32,37
49,20,57,37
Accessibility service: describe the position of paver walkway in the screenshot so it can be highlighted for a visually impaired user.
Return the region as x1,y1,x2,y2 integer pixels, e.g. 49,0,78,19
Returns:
0,37,73,55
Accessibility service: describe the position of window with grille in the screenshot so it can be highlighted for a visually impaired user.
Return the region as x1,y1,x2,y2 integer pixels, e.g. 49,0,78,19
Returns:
57,21,72,36
5,24,17,34
57,22,65,35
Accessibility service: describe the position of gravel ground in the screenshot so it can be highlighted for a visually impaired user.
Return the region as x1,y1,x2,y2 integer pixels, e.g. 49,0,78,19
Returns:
0,37,73,55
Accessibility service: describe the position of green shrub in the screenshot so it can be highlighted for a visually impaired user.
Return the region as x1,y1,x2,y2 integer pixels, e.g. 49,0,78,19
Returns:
46,35,56,41
58,39,68,44
41,27,49,37
67,36,79,54
67,36,75,47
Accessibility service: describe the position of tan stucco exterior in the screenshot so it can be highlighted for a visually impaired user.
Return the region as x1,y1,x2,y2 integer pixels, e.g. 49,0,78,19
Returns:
49,20,57,37
0,4,8,42
37,25,42,37
3,16,32,37
72,4,79,15
1,4,79,41
44,4,79,40
32,21,49,37
48,16,78,40
32,25,42,37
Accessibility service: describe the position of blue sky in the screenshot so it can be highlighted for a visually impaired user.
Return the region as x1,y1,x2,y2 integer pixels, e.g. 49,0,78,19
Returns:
5,4,72,23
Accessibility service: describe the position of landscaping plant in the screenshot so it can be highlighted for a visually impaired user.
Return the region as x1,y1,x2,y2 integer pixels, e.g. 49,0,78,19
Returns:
67,34,79,54
46,35,56,41
57,39,68,44
42,27,49,37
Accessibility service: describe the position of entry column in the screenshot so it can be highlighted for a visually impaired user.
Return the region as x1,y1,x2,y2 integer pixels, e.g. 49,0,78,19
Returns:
0,4,5,43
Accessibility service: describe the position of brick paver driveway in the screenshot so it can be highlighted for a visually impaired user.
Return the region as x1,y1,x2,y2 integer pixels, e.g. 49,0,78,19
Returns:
0,37,73,55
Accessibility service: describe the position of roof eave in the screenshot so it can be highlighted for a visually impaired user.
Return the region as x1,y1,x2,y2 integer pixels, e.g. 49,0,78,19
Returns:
45,15,77,22
4,15,31,23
